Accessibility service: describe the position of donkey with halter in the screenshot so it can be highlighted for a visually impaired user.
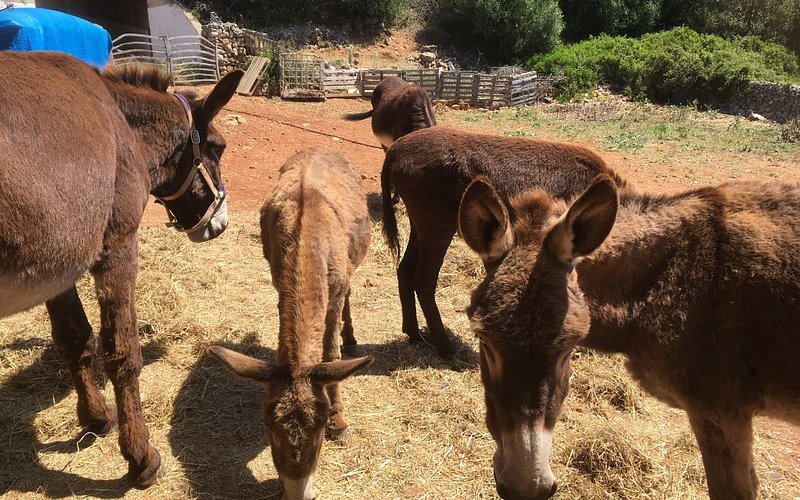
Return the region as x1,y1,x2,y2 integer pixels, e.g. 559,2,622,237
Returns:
344,76,436,151
210,146,373,500
459,175,800,499
0,51,242,487
381,127,624,356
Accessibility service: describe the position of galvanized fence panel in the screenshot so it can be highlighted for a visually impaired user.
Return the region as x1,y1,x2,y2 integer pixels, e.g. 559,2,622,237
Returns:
112,33,219,86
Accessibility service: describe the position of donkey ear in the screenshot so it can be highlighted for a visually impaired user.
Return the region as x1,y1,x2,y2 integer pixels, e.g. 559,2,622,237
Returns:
197,69,244,126
459,178,513,264
545,175,618,268
309,356,373,385
207,345,276,383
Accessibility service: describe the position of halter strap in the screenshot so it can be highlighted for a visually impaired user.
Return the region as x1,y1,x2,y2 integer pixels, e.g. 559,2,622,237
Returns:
154,93,227,234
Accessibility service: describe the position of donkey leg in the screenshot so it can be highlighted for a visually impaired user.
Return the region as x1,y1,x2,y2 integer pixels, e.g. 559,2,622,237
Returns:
414,227,456,358
688,412,758,500
47,285,116,435
92,235,160,488
341,289,358,358
398,226,424,344
324,292,349,442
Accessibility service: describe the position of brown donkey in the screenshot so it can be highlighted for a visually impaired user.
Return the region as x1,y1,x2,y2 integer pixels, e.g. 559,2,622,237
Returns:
459,175,800,499
382,126,624,356
0,52,242,486
209,146,373,500
344,76,436,151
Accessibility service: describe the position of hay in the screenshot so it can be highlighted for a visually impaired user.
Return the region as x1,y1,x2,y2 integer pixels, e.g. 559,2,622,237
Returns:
1,212,798,499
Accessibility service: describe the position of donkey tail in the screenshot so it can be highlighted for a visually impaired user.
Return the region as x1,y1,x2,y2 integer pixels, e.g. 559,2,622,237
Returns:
381,156,401,261
343,109,373,121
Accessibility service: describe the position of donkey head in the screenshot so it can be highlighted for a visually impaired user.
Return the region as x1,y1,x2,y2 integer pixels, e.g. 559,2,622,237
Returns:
458,176,618,500
154,70,243,242
208,346,372,500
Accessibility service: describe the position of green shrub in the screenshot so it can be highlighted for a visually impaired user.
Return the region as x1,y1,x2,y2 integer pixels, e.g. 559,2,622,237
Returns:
560,0,662,40
529,27,800,104
189,0,408,27
436,0,564,62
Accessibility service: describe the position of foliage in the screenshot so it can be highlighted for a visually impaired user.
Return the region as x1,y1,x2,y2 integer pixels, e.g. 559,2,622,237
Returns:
188,0,409,27
529,27,800,104
559,0,662,40
659,0,800,57
435,0,564,62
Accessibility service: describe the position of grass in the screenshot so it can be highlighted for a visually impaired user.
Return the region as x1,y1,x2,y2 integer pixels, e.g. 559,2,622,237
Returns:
449,96,800,170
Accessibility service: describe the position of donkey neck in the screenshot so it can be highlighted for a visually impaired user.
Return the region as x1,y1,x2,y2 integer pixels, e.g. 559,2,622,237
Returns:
103,79,184,187
276,191,332,373
575,186,724,353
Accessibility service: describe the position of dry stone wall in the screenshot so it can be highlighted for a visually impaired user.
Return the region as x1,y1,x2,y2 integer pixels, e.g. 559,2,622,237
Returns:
202,21,249,75
730,82,800,123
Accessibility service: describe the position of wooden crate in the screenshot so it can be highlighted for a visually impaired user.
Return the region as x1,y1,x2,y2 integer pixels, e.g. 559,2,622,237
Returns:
438,72,512,107
359,69,440,98
510,73,563,106
322,68,362,97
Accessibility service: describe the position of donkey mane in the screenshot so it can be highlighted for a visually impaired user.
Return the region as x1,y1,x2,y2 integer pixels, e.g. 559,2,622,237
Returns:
103,64,173,92
618,184,724,213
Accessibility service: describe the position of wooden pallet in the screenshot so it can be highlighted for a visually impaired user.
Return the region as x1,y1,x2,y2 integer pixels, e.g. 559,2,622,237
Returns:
236,56,269,96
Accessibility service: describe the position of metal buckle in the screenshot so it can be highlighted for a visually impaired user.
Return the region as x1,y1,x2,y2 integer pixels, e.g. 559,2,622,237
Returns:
190,129,201,144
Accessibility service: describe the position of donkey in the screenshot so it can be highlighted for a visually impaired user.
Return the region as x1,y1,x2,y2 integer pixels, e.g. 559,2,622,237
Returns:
459,174,800,499
344,76,436,151
209,145,373,500
0,51,242,486
381,126,624,357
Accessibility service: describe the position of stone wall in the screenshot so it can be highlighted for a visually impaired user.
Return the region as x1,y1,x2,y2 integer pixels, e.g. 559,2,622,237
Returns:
201,21,249,75
730,82,800,123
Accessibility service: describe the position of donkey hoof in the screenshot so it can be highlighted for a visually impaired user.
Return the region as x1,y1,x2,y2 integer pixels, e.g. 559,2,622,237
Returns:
128,447,162,489
407,330,425,344
342,344,359,358
326,426,349,444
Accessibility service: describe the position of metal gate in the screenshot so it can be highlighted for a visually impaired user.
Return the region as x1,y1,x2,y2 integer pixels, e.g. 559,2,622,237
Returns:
111,33,220,85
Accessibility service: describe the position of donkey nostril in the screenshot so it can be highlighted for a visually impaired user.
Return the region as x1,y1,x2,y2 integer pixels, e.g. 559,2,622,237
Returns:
549,481,558,497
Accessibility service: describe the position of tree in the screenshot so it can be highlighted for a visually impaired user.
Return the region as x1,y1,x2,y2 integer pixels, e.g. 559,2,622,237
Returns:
437,0,564,62
560,0,662,40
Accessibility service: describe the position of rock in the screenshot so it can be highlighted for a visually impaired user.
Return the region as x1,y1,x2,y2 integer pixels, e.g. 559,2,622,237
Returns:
220,114,246,126
748,112,767,121
420,52,436,64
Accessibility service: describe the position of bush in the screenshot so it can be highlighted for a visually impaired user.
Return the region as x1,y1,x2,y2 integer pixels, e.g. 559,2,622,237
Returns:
560,0,662,40
189,0,408,27
435,0,564,63
529,27,800,104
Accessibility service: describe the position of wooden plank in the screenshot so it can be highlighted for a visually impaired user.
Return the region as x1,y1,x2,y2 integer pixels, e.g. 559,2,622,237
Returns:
236,56,269,96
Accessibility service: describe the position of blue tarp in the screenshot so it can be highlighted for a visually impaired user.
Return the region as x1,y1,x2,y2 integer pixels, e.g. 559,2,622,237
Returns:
0,7,112,67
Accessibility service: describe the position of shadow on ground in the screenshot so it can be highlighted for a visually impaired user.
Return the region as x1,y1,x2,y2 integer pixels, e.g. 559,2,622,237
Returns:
168,333,281,499
0,331,166,497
